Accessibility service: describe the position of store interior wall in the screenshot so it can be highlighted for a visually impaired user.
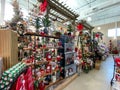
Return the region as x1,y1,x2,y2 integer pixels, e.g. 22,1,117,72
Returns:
93,21,120,48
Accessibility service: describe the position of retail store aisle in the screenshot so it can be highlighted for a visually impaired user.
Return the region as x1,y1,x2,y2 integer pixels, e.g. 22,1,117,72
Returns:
63,55,114,90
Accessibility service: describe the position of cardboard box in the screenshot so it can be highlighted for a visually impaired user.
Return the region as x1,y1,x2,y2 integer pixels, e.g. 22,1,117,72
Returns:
95,60,101,70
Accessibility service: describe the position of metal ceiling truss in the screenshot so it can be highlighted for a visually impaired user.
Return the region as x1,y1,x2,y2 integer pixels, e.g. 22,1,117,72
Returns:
47,0,79,23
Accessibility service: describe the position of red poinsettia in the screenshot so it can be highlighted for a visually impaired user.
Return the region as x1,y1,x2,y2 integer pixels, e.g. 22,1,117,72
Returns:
77,23,83,31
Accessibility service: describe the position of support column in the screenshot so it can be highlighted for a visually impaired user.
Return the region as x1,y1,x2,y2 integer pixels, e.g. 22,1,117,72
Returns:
0,0,5,24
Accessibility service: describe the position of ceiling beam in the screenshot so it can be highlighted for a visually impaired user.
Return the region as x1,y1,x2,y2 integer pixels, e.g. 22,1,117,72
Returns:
49,16,62,22
84,0,91,7
49,12,65,21
91,16,120,26
47,0,79,20
80,0,120,19
62,19,70,23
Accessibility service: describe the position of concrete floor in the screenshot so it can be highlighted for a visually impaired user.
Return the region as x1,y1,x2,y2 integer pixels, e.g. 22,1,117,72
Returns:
63,55,114,90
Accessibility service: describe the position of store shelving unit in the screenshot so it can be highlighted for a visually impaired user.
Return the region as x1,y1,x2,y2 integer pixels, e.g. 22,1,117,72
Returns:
111,55,120,90
0,0,79,89
23,31,64,90
64,43,76,78
58,35,76,78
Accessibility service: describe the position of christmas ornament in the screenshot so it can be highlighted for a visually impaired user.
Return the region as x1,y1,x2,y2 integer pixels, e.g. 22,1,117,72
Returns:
57,55,61,61
51,49,55,53
42,44,46,48
46,53,52,61
40,69,45,77
95,34,99,38
75,47,78,52
46,64,52,73
40,31,45,36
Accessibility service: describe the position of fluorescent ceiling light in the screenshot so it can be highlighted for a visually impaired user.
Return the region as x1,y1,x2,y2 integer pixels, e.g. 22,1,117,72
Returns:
97,27,101,30
87,17,92,22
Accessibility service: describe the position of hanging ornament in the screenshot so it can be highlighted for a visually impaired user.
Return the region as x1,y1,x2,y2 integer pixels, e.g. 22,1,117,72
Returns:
46,53,52,61
77,23,83,31
46,64,52,73
75,47,78,52
57,55,61,61
40,69,45,77
51,49,55,53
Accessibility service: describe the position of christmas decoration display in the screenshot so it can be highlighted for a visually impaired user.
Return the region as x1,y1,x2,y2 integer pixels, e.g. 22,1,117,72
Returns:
58,32,77,78
0,0,79,89
93,32,108,61
97,43,109,57
76,21,94,73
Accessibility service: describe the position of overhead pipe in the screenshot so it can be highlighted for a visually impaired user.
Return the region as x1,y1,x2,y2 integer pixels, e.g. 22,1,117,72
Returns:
76,0,97,10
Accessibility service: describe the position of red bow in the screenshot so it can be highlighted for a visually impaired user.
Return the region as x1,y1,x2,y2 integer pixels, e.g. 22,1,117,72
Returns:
39,0,48,12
